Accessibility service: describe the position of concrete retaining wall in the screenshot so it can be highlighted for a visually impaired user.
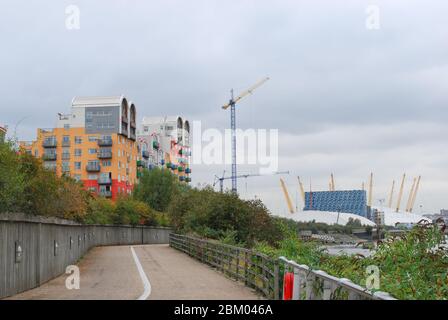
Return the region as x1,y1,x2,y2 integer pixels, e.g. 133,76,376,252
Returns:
0,213,171,299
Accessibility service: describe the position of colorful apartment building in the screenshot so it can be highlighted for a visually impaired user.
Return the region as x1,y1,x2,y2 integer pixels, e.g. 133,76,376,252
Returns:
137,116,191,183
20,96,138,199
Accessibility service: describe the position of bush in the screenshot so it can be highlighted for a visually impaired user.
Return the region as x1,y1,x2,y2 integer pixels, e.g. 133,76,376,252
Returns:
133,168,180,212
85,197,116,224
113,196,155,226
167,186,283,247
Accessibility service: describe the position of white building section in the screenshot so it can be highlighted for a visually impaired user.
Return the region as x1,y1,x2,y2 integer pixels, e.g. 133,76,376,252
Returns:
372,206,431,226
288,210,376,226
137,115,191,183
286,208,431,227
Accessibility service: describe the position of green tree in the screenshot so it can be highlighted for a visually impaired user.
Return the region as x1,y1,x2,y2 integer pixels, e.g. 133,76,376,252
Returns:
133,168,180,212
0,141,26,212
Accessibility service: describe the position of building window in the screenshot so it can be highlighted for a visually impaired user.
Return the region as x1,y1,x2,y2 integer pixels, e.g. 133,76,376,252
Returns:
75,162,81,170
75,149,82,157
62,162,70,172
89,148,97,154
88,136,98,142
75,136,82,144
62,135,70,143
88,174,98,180
102,160,111,167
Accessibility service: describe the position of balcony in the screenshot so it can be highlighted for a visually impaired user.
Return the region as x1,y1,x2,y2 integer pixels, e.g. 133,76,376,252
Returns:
86,163,101,172
137,160,148,168
42,139,57,148
142,150,150,159
130,120,136,128
98,150,112,159
42,153,57,161
99,190,112,198
98,138,113,147
98,176,112,185
130,132,136,141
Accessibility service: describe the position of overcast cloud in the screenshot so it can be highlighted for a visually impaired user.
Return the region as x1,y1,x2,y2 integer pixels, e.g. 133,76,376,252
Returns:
1,0,447,214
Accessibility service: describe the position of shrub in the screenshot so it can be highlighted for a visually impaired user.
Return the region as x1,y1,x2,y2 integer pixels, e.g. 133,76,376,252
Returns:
133,168,180,212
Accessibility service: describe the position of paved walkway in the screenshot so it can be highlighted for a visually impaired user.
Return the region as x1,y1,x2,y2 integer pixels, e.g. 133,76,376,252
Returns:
8,244,262,300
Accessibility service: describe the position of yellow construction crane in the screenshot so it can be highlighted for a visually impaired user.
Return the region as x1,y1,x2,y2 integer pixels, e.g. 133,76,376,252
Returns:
388,180,395,208
297,176,305,205
409,175,421,213
222,77,270,110
395,173,406,212
330,173,336,191
368,172,373,207
280,178,295,214
405,178,417,212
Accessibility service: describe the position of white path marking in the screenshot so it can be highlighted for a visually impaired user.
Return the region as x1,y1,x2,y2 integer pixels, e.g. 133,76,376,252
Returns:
131,246,152,300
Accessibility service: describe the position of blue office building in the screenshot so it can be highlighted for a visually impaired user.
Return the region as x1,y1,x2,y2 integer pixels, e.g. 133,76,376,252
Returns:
304,190,367,217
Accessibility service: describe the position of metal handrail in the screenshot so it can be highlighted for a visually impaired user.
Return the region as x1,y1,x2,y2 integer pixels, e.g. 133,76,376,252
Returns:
169,233,279,299
278,256,396,300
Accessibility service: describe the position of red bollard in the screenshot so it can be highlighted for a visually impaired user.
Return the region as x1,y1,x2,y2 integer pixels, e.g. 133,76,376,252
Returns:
283,272,294,300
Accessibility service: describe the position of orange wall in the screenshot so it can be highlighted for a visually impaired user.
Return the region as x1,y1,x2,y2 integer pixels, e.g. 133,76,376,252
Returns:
28,127,138,188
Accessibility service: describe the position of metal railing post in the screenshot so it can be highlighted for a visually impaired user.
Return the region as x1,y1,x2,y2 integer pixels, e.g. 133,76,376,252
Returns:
274,260,280,300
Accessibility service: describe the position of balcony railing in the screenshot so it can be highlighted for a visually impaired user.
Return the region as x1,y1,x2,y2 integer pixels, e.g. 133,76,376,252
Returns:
42,153,57,161
98,138,113,147
98,176,112,185
142,150,150,159
42,139,57,148
99,190,112,198
98,151,112,159
86,163,101,172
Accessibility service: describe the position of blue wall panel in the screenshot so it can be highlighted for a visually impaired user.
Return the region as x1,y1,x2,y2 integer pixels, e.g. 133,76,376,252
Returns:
304,190,367,217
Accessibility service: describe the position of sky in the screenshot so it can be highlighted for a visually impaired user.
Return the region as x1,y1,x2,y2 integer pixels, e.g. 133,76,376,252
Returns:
1,0,447,215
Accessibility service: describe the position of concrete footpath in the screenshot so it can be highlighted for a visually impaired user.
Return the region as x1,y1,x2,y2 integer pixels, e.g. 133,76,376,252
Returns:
7,244,262,300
